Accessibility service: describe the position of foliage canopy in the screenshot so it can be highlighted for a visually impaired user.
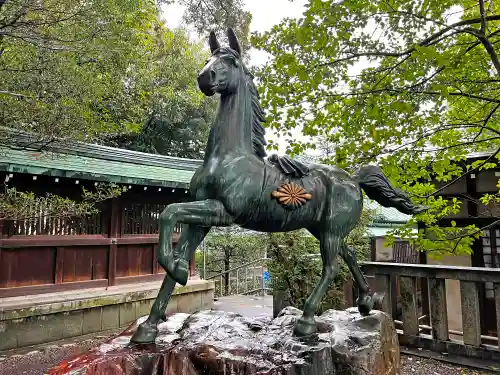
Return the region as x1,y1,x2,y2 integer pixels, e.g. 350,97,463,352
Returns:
166,0,253,54
0,0,211,152
253,0,500,256
0,0,215,217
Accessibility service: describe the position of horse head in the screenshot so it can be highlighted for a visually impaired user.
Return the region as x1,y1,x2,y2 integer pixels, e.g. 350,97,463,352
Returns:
197,28,244,97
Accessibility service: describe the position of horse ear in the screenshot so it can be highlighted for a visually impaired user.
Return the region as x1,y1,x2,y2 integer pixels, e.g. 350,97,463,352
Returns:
209,31,220,53
227,28,242,55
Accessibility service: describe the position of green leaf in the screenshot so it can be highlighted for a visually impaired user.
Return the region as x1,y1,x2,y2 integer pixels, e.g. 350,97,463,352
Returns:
253,0,500,256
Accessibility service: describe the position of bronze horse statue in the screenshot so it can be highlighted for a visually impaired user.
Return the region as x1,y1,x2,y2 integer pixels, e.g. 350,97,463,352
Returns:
131,29,425,344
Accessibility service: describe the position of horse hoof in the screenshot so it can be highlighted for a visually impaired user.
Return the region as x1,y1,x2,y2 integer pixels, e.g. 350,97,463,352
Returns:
158,254,174,273
294,316,317,337
167,259,189,286
357,294,374,316
164,257,189,286
130,321,159,344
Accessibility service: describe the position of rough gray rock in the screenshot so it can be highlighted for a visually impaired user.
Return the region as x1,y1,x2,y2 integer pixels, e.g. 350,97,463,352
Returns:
47,307,400,375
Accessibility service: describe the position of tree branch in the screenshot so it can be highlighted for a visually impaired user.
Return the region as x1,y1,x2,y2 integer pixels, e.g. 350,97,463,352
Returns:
479,0,487,34
473,103,500,142
419,137,500,153
0,90,29,99
319,14,500,68
463,27,500,76
318,50,412,67
428,147,500,198
430,219,500,248
0,1,30,30
327,88,500,103
371,55,411,89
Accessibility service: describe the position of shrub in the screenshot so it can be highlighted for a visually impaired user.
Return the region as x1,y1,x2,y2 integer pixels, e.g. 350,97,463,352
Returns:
268,208,374,313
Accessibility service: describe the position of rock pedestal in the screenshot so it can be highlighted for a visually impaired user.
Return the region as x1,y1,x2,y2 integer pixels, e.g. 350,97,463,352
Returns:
47,307,400,375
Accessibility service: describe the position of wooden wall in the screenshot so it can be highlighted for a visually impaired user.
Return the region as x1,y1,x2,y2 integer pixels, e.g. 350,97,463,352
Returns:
0,173,191,297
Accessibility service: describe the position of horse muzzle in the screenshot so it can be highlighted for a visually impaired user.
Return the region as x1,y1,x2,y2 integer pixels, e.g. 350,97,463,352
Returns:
197,72,216,96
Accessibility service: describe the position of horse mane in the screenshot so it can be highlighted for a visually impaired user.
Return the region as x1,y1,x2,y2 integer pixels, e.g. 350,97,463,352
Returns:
242,65,267,159
215,47,267,159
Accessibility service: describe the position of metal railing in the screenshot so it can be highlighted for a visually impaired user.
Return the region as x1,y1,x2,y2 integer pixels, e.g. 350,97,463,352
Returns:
206,258,272,297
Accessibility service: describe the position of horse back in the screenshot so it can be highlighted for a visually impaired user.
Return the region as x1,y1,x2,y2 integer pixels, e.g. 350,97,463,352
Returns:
235,162,361,232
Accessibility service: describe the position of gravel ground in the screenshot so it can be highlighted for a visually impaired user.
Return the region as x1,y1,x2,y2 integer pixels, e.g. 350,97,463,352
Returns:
1,344,497,375
401,355,496,375
0,334,113,375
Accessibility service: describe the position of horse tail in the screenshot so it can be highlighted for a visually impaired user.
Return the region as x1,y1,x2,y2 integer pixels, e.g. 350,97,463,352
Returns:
356,165,427,215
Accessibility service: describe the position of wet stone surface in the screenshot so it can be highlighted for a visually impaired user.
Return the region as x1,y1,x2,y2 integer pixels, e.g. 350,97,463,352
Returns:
46,307,400,375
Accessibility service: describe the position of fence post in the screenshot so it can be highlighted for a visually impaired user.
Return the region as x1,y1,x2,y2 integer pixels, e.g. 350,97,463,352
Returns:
460,281,481,346
203,239,206,279
376,273,392,316
244,267,248,294
400,276,419,343
261,266,265,296
429,277,449,341
273,289,290,318
108,198,120,286
236,269,239,294
55,247,64,284
495,283,500,350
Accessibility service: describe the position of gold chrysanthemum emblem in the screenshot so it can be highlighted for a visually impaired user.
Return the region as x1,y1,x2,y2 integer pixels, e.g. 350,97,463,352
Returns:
271,183,312,208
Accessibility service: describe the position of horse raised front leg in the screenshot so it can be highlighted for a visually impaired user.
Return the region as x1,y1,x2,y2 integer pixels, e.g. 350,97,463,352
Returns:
340,244,373,316
130,224,209,344
157,199,234,285
294,233,341,337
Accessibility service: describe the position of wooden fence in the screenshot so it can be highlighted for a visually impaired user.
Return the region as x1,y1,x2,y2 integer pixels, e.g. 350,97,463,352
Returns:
362,262,500,361
0,195,187,298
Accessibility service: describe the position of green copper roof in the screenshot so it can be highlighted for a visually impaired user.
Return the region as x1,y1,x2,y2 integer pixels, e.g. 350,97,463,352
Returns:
365,199,412,224
368,226,417,237
0,147,196,188
0,130,203,188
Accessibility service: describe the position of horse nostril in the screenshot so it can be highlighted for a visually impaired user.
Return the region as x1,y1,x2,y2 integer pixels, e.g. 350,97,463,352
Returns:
210,70,216,81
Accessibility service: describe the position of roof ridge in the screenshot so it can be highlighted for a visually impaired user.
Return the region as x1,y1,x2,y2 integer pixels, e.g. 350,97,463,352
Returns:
365,198,412,224
0,127,204,171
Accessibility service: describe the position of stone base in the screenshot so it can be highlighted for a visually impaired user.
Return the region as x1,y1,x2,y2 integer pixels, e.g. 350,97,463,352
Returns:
0,279,214,351
47,306,400,375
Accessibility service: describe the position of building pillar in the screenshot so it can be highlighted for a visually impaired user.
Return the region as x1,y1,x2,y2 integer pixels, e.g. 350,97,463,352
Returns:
189,252,198,279
108,198,120,286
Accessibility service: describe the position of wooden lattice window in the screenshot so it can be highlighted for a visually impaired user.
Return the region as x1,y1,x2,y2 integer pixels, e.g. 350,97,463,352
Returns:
3,211,103,236
481,228,500,299
121,203,182,235
2,197,104,236
393,241,418,264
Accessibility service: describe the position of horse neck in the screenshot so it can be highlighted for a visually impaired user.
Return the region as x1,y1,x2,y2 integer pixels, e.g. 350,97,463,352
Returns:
204,78,253,162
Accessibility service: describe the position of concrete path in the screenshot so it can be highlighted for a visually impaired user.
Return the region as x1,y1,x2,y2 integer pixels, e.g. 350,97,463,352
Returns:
213,294,273,318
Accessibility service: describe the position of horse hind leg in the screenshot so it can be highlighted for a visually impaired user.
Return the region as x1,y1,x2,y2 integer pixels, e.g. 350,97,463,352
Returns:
340,244,374,316
294,232,341,337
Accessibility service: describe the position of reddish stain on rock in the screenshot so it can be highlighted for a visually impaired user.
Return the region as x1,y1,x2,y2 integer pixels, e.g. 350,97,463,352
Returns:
47,308,400,375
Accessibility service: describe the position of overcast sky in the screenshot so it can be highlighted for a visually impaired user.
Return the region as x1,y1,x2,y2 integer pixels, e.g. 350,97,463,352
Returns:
161,0,310,154
160,3,466,156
